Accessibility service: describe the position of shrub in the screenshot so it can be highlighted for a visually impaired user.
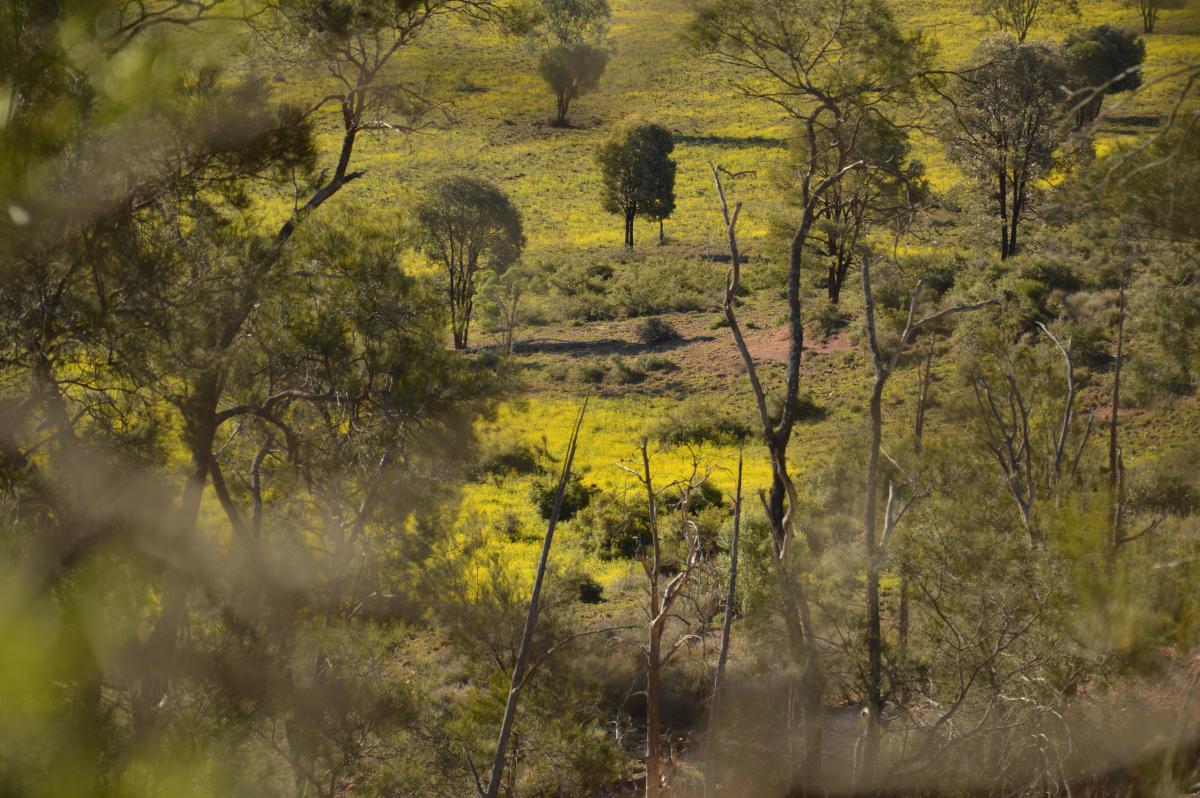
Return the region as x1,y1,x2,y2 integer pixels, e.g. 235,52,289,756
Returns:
470,435,542,480
1127,444,1200,517
651,398,754,445
548,261,616,321
572,359,608,385
635,316,680,345
531,471,595,522
579,494,651,559
604,357,646,385
636,354,679,373
709,315,730,330
810,301,850,338
577,575,604,604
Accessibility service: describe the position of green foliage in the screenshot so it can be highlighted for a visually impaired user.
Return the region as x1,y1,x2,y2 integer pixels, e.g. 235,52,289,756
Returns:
414,175,526,348
634,316,680,345
1127,443,1200,516
539,43,610,125
595,121,677,246
809,300,852,338
535,0,611,43
651,398,754,445
471,433,545,480
604,356,647,385
976,0,1079,40
636,354,679,373
1066,25,1146,124
943,35,1073,258
545,254,723,320
579,491,652,558
531,469,595,521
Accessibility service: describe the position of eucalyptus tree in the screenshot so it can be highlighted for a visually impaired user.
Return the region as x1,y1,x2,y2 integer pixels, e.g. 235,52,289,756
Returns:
693,0,931,786
1125,0,1188,32
782,113,928,304
942,36,1072,260
531,0,611,125
1,0,515,787
415,175,526,350
977,0,1079,41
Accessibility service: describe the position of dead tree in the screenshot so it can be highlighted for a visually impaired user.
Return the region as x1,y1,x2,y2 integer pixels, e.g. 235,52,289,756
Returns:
617,441,710,798
712,165,827,785
704,449,743,798
969,325,1092,543
480,400,588,798
860,257,995,781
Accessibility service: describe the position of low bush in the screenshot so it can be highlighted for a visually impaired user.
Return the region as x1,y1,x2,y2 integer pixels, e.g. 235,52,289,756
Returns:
809,301,851,339
604,357,646,385
531,471,595,522
636,354,679,373
572,359,608,385
470,435,543,480
651,398,754,445
634,316,680,345
579,494,651,559
577,575,604,604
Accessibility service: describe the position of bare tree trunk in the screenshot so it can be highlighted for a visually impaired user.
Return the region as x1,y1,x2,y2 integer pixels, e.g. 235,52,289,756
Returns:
859,256,997,782
711,166,827,793
643,440,664,798
481,400,588,798
705,450,743,798
646,632,663,798
1109,279,1126,550
860,259,887,783
999,167,1011,260
555,91,570,126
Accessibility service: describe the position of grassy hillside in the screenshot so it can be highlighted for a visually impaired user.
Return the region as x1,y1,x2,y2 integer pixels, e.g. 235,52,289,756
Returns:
230,0,1200,595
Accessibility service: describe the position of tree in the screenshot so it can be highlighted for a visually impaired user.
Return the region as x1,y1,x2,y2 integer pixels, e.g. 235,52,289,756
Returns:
859,257,995,780
1125,0,1188,32
1066,25,1145,126
695,0,930,784
976,0,1079,41
415,176,526,350
596,122,677,248
783,113,927,304
533,0,610,125
943,36,1072,260
483,402,587,798
539,43,610,127
615,441,712,798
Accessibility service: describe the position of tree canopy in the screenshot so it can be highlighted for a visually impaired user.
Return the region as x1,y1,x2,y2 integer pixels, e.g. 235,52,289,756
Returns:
415,175,526,349
595,122,677,248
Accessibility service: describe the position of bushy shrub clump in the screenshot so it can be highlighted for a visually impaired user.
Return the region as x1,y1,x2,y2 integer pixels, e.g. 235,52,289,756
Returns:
634,316,679,345
651,398,754,445
531,471,595,522
544,255,723,321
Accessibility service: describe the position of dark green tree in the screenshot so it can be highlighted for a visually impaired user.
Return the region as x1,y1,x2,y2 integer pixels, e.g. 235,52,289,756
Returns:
415,176,526,350
595,122,676,248
1066,24,1145,126
692,0,932,783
